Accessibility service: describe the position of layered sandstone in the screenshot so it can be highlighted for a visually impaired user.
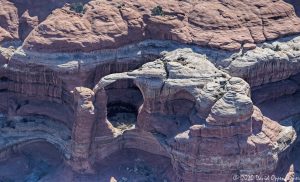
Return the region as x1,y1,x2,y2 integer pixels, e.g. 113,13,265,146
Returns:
91,49,295,181
1,0,300,52
0,0,299,181
221,36,300,87
285,0,300,16
0,44,296,181
0,0,18,42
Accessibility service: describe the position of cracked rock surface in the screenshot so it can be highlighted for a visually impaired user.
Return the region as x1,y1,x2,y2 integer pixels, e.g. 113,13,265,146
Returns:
0,0,299,181
1,0,300,52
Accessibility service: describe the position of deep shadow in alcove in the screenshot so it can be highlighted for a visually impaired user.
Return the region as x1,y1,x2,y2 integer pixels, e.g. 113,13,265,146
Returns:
275,115,300,180
0,141,63,182
105,79,144,131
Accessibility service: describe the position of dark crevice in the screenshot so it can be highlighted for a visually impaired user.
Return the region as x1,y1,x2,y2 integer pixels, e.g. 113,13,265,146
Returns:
105,79,144,131
107,102,138,118
15,100,29,111
0,77,11,82
0,89,8,92
0,141,63,182
269,16,285,21
107,102,138,131
162,60,169,79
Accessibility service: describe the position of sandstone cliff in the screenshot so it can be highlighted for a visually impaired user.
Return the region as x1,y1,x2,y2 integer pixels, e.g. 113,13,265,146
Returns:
0,0,299,181
1,0,300,52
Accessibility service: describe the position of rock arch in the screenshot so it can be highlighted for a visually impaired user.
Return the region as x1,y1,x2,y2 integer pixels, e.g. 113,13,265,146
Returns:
104,78,144,132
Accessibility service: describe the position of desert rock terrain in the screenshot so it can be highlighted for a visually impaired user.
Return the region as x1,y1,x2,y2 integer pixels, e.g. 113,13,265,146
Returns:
0,0,300,181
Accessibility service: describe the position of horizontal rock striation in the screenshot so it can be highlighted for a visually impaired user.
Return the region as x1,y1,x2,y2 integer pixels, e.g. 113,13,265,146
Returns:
285,0,300,16
0,33,298,181
0,0,18,42
223,36,300,87
2,0,298,52
0,34,299,181
90,49,295,181
0,114,71,161
0,0,299,181
251,79,299,105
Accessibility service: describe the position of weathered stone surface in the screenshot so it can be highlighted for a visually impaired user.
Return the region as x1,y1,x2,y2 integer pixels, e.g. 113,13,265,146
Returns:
15,0,300,52
221,36,300,87
0,46,14,65
70,87,95,173
252,79,299,104
0,0,19,42
18,10,39,41
0,114,71,161
285,0,300,16
168,106,295,181
0,0,299,181
0,34,298,181
91,49,295,181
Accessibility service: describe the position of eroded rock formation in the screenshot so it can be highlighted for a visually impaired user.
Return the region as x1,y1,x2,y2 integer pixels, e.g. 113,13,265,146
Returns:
1,0,300,52
0,0,299,181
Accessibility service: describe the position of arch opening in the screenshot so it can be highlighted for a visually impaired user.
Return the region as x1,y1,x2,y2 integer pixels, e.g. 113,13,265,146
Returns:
105,79,144,131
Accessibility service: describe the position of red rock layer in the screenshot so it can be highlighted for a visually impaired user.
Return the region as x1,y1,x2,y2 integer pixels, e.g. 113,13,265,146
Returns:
1,0,300,52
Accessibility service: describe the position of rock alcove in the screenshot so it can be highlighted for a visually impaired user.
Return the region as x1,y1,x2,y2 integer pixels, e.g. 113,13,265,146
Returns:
104,79,144,131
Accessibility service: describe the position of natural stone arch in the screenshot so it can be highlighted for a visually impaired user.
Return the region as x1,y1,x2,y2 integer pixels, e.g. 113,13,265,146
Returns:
69,81,144,173
103,78,144,132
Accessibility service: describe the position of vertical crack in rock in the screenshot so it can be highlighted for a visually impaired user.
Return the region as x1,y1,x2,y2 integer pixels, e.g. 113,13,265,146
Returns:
0,0,300,180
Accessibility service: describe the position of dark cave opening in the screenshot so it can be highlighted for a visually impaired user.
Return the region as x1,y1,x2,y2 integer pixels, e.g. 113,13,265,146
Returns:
105,79,144,131
0,76,9,82
107,101,138,131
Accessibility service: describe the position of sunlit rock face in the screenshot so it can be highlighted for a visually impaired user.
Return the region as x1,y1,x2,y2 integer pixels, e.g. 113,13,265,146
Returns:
0,0,299,181
285,0,300,16
2,0,300,52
